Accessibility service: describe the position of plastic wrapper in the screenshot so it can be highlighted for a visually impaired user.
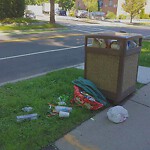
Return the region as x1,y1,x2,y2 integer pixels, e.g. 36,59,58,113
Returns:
107,106,129,123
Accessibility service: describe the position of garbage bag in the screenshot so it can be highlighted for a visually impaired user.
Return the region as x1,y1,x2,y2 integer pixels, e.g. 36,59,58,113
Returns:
107,106,129,123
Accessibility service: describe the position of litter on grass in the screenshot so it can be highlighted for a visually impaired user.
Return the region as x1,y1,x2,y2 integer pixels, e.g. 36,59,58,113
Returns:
59,111,70,118
48,101,72,118
22,107,33,112
16,113,38,122
71,77,109,110
55,106,72,112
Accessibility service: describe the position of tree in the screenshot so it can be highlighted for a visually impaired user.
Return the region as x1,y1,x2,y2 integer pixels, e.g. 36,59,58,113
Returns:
82,0,98,12
122,0,146,23
25,0,36,5
0,0,25,19
25,0,49,5
50,0,55,24
55,0,74,10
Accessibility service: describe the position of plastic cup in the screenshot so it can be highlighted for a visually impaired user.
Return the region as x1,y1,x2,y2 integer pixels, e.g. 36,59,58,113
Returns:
59,111,69,118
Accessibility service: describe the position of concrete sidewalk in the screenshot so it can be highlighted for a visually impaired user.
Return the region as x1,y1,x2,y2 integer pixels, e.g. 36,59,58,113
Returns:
55,65,150,150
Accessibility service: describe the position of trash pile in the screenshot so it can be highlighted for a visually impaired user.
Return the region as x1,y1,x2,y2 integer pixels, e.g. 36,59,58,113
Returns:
71,77,109,110
16,78,109,122
47,95,72,118
92,38,137,50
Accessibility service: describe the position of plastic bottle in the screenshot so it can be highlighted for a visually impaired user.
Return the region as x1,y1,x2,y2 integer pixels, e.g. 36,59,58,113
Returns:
55,106,72,112
22,107,33,112
16,113,38,122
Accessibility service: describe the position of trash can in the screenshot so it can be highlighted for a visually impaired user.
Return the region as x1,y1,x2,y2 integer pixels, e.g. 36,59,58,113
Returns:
84,32,142,104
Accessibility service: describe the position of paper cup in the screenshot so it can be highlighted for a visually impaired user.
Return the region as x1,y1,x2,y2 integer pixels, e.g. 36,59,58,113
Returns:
59,111,69,118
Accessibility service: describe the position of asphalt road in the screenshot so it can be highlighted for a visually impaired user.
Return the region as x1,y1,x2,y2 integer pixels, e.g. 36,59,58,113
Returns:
56,16,150,37
0,31,86,85
0,16,150,85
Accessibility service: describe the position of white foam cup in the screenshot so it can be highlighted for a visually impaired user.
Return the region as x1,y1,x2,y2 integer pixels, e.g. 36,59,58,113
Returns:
59,111,70,118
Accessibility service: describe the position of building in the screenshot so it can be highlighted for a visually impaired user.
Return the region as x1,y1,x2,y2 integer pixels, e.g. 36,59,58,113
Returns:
75,0,150,17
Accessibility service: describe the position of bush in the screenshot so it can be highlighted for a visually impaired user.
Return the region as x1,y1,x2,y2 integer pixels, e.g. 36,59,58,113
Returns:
118,14,127,19
140,13,150,19
69,8,76,17
140,9,150,19
105,11,116,19
69,10,75,17
0,0,25,20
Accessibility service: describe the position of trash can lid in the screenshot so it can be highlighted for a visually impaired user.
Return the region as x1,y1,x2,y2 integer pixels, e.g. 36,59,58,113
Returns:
85,32,143,40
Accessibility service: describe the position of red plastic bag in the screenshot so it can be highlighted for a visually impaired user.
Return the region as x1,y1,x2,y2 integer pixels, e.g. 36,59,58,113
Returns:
71,85,103,110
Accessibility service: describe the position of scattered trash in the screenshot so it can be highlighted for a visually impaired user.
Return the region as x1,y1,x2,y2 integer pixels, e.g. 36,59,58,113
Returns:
58,95,69,102
72,77,108,110
71,85,104,110
22,107,33,112
90,118,95,121
16,113,38,122
107,106,129,123
59,111,70,118
56,95,69,106
47,102,72,118
47,104,58,117
55,106,72,113
58,101,66,106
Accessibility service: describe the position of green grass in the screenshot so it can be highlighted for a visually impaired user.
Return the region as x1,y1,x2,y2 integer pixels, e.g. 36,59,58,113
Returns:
0,18,63,31
139,41,150,67
0,23,63,31
0,68,100,150
0,18,42,24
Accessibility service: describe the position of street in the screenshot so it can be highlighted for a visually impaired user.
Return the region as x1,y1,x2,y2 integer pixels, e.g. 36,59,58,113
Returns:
0,16,150,85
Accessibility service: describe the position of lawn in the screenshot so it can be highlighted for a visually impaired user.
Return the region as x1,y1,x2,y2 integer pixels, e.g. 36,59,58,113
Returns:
139,41,150,67
0,68,100,150
0,18,63,31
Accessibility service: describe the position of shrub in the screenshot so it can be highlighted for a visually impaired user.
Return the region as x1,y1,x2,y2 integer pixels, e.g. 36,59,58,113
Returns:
69,11,75,17
105,11,116,19
69,8,76,17
118,14,127,19
0,0,25,20
140,9,150,19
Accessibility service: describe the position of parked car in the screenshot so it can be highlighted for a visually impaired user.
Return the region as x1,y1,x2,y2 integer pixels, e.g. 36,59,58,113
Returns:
90,11,105,20
25,10,36,19
55,10,66,16
76,10,88,18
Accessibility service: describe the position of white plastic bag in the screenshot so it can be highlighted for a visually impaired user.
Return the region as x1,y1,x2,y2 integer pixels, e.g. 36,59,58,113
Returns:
107,106,129,123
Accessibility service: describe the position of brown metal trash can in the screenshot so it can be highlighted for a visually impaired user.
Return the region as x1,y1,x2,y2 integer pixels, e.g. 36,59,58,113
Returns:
84,32,142,104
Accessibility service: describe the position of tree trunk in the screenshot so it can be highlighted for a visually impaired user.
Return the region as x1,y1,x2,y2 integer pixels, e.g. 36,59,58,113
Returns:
130,14,133,23
50,0,55,24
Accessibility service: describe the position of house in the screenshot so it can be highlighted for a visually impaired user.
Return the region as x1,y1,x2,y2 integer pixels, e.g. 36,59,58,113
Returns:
75,0,150,17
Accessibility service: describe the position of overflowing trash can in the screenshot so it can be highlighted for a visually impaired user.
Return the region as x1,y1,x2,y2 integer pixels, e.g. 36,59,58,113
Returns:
84,32,142,104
